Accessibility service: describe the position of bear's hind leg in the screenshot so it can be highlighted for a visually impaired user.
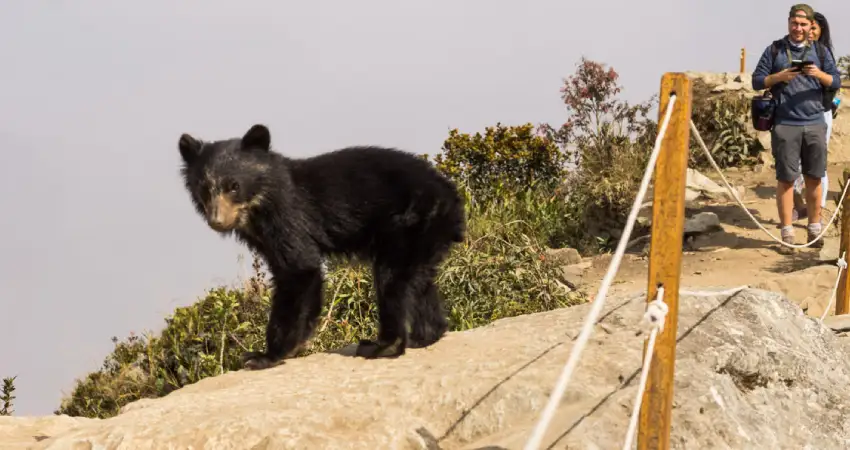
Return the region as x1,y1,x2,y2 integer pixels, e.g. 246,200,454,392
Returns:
355,261,421,359
243,267,324,370
408,278,449,349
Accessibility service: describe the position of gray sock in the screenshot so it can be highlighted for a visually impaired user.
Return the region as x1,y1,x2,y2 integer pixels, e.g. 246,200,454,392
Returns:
808,222,822,235
781,225,795,238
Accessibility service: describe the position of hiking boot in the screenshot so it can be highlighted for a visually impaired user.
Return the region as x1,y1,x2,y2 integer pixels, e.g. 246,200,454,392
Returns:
807,225,825,249
778,227,797,255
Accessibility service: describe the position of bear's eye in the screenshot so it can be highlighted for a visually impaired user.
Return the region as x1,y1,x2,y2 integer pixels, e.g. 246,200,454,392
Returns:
227,180,240,193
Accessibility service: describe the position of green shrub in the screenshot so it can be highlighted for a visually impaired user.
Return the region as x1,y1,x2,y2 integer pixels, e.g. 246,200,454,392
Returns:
688,79,764,169
538,57,659,253
426,123,568,207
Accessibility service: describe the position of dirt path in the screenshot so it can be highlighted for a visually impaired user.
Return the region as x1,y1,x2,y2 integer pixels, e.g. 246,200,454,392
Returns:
568,162,849,319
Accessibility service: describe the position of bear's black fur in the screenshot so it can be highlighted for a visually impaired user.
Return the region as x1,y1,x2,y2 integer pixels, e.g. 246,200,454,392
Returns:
177,124,466,370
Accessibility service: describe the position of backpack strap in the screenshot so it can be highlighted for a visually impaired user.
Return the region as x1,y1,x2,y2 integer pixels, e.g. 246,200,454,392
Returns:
767,39,788,97
814,40,825,68
770,39,782,61
770,38,820,67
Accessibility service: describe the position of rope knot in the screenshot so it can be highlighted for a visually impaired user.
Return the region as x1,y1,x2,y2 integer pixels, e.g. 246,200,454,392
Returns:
643,287,669,332
838,256,847,270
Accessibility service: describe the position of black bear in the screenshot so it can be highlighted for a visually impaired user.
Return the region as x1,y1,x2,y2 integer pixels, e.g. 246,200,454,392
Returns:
177,124,466,370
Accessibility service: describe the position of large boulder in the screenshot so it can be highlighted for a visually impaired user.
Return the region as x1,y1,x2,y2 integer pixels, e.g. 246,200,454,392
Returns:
4,287,850,449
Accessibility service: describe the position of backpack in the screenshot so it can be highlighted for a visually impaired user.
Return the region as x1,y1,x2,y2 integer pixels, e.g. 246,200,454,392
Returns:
769,38,839,111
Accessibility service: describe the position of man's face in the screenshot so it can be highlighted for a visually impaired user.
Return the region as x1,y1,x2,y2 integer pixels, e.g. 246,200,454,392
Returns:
787,12,812,43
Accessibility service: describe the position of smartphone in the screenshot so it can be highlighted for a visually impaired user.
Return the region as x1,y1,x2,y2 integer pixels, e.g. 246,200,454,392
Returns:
791,59,814,71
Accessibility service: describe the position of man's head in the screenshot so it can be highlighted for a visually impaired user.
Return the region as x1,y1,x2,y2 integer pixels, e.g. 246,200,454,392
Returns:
787,4,815,43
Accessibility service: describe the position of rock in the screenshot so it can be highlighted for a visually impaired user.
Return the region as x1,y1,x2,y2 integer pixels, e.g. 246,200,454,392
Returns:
823,314,850,332
686,72,753,91
561,261,593,287
690,231,740,252
685,168,743,202
684,212,722,235
753,265,840,319
641,169,742,214
545,247,582,266
7,288,850,449
711,82,747,93
685,188,702,202
757,131,772,152
819,236,840,262
637,201,653,228
0,416,90,449
687,168,723,193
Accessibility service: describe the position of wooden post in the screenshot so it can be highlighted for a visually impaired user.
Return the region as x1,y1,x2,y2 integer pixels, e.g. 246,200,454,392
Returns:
836,169,850,315
637,73,692,450
740,48,746,73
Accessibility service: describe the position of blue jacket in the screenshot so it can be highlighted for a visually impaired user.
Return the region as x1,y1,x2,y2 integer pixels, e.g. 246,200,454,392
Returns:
751,36,841,126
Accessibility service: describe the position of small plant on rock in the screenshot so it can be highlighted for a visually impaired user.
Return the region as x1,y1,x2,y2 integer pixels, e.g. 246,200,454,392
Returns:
1,376,16,416
838,54,849,80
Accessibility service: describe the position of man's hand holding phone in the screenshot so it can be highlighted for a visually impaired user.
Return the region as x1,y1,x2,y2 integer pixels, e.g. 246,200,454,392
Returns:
802,62,823,78
773,68,800,83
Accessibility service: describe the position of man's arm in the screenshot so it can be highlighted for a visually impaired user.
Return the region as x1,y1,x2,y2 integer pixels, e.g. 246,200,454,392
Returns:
752,45,776,90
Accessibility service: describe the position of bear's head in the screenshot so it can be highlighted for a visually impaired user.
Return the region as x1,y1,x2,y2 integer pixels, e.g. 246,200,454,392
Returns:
177,124,275,234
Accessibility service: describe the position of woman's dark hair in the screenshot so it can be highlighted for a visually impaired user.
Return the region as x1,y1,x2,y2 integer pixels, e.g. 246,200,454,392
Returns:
813,12,833,52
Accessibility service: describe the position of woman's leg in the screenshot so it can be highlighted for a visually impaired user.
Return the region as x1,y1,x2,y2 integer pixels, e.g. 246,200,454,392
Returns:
822,112,833,208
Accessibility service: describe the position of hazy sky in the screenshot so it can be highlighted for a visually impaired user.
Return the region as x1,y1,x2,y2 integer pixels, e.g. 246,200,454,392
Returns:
2,1,848,416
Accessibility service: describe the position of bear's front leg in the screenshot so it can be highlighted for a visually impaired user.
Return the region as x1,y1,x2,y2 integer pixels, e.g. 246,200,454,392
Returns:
242,267,324,370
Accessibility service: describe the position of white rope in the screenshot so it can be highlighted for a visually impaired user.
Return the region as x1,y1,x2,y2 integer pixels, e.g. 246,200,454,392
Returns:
820,251,848,322
622,287,668,450
522,94,678,450
689,120,850,249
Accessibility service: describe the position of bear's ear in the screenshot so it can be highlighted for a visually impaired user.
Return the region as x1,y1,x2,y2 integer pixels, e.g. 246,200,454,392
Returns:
241,124,271,152
178,133,203,165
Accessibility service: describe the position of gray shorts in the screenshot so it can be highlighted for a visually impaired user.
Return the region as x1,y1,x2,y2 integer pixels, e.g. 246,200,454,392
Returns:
771,123,827,183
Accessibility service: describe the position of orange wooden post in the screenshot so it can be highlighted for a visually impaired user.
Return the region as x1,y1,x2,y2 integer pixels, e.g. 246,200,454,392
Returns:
836,169,850,315
637,73,692,450
740,48,746,72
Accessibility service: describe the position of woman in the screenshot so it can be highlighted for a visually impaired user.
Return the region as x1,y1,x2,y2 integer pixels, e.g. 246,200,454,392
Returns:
792,11,837,220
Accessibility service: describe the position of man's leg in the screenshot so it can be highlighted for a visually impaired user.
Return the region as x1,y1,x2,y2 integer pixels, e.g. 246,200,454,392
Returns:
804,175,822,223
777,180,795,225
772,124,804,249
802,122,828,248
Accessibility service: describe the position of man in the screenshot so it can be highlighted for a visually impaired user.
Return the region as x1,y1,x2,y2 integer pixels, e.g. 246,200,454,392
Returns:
752,4,841,251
